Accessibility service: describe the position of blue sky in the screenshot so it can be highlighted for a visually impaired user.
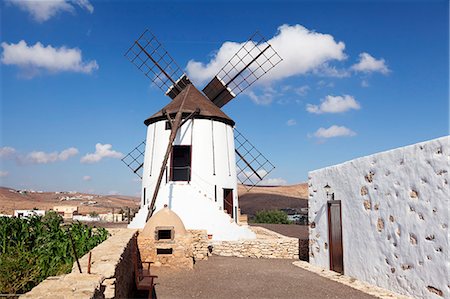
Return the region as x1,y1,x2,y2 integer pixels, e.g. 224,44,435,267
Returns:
1,0,448,196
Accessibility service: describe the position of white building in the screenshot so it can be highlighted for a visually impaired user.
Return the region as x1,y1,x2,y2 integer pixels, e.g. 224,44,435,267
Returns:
308,136,449,298
14,210,46,218
129,85,255,241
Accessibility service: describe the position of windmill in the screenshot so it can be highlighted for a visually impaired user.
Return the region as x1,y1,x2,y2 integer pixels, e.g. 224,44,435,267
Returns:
122,29,282,240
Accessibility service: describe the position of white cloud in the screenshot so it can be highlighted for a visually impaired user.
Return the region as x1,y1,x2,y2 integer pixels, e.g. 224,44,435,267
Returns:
313,125,356,138
361,79,369,87
81,143,124,164
22,147,79,164
306,95,360,114
260,177,288,186
0,146,16,158
351,52,390,74
0,171,9,177
7,0,94,22
294,85,310,97
83,175,92,181
316,80,334,88
186,24,346,85
1,40,98,77
246,87,277,105
286,119,297,126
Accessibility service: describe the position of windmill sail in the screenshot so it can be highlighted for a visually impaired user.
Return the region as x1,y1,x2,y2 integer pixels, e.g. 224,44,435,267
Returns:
125,29,191,99
203,32,282,108
234,128,275,190
121,141,146,179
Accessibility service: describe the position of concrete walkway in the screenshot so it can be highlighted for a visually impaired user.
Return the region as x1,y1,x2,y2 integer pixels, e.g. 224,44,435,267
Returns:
151,256,377,299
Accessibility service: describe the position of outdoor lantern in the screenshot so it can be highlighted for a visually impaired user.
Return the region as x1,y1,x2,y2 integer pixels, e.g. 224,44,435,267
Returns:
324,183,334,200
324,183,331,196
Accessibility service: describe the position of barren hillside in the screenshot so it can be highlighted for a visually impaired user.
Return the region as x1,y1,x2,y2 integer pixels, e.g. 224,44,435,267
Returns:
0,187,140,215
238,183,308,218
238,183,308,199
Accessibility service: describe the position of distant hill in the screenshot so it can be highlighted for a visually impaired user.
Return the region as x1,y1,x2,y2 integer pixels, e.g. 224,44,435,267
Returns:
238,183,308,199
0,187,140,215
238,183,308,218
0,183,309,218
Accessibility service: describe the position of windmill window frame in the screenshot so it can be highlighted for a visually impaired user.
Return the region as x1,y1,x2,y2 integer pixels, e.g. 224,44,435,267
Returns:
170,145,192,182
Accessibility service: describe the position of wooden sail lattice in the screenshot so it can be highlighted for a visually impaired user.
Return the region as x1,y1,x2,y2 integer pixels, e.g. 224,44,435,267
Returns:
124,29,190,98
203,32,282,107
234,128,275,190
121,141,146,179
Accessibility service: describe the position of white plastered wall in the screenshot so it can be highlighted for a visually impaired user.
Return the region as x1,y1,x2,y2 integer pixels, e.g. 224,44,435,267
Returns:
130,118,255,240
308,136,449,298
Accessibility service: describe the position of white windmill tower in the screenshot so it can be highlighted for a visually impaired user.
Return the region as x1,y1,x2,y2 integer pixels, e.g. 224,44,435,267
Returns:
122,30,282,240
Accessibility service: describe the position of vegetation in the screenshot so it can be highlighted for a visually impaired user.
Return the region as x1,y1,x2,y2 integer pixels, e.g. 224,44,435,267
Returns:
89,211,99,217
0,212,108,294
253,210,292,224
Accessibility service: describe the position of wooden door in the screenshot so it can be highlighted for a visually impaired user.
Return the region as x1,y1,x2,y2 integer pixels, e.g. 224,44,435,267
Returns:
327,200,344,274
223,189,234,218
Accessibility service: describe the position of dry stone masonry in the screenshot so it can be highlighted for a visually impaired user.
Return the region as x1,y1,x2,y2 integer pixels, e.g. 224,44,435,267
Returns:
21,228,137,299
211,226,299,259
308,136,449,299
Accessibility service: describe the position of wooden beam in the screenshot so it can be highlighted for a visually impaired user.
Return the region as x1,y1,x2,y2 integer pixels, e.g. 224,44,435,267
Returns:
147,85,191,220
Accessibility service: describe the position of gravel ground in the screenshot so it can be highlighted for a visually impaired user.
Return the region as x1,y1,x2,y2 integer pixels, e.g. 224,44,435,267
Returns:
148,256,376,299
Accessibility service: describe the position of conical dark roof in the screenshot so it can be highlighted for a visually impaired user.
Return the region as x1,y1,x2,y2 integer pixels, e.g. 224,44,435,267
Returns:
144,84,235,126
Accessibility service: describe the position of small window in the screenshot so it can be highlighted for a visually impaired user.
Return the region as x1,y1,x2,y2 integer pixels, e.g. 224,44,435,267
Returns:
155,226,174,240
157,248,173,255
170,145,191,181
157,229,172,240
165,121,171,130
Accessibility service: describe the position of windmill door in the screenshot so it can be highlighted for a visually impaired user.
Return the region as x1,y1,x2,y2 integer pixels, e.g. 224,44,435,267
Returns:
223,189,234,218
327,200,344,274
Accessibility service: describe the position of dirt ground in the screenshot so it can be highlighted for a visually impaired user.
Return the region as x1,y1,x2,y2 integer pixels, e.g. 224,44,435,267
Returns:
148,256,376,299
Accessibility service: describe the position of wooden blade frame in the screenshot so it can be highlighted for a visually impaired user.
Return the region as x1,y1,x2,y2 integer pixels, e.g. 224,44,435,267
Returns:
234,128,275,190
124,29,190,99
147,85,192,220
121,141,146,179
203,32,282,107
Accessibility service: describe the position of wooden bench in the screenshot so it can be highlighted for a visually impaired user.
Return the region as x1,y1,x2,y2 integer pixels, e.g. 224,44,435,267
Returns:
132,232,158,299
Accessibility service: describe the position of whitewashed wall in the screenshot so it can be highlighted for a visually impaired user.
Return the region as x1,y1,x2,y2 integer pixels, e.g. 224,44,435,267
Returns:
308,136,449,299
129,118,255,241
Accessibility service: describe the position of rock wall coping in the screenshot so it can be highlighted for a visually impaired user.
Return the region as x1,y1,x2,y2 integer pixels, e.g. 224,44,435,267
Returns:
21,228,137,299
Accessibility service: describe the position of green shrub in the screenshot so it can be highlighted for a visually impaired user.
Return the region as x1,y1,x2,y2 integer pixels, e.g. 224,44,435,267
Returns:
0,212,108,294
254,210,292,224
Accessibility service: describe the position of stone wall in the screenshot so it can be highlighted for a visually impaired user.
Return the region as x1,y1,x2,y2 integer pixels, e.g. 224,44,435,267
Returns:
308,136,449,299
211,226,299,259
21,228,136,299
189,229,209,261
138,231,194,269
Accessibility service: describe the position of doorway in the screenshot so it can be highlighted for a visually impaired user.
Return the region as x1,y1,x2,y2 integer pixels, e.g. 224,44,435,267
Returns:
223,189,234,218
327,200,344,274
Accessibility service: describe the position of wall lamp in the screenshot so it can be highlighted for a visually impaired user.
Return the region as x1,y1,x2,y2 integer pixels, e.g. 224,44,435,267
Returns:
324,183,335,200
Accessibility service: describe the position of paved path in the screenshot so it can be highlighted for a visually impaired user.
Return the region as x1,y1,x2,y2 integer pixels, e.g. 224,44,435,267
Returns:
150,256,376,299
